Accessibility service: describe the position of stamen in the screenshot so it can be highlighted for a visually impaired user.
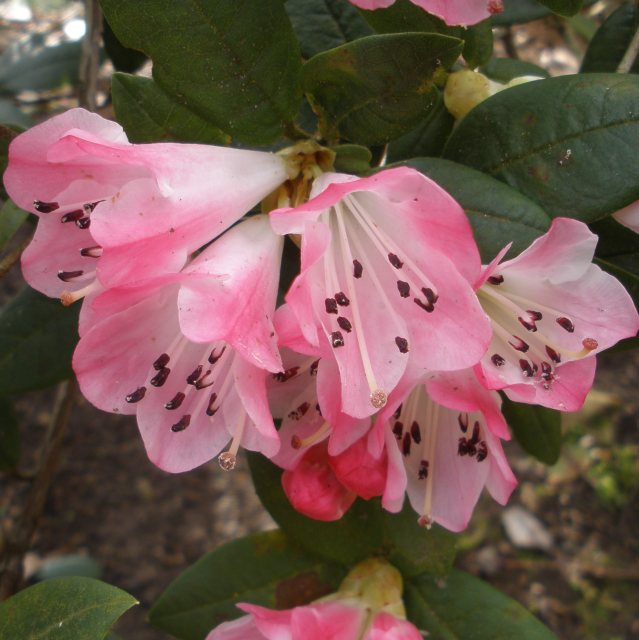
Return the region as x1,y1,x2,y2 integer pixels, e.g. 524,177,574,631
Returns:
208,346,226,364
397,280,410,298
337,316,352,333
325,298,338,314
402,432,411,456
418,460,429,479
218,413,248,471
423,288,438,305
151,367,171,387
546,346,561,363
410,421,421,444
206,393,218,416
335,292,350,306
195,371,214,389
418,515,433,529
76,217,91,229
477,442,488,462
33,200,59,213
519,359,534,377
57,270,84,282
508,336,529,352
395,336,409,353
330,331,344,348
487,275,504,285
392,421,403,439
153,353,170,370
353,259,363,278
187,365,203,385
370,389,387,409
165,392,185,410
458,413,469,432
125,386,146,403
414,297,434,313
393,404,402,419
60,280,101,306
170,414,191,432
80,245,102,258
388,253,403,269
291,422,331,449
491,354,505,367
60,209,84,223
310,360,319,376
518,316,537,332
273,366,299,382
288,401,310,420
218,452,236,470
556,317,575,332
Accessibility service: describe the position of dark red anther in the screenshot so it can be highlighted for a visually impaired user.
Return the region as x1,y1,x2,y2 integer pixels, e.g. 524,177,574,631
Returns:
397,280,410,298
195,371,213,390
491,354,506,367
395,336,409,353
208,346,226,364
165,392,185,410
33,200,59,213
325,298,338,314
509,336,529,352
487,274,504,285
527,310,543,321
519,359,534,377
556,316,575,333
57,269,84,282
153,353,170,370
337,316,352,333
125,386,146,403
310,360,319,376
476,442,488,462
187,365,203,385
458,438,469,456
80,245,102,258
392,421,403,439
410,421,421,444
458,413,469,433
83,200,103,212
418,460,429,480
331,331,344,348
414,297,435,313
402,432,411,456
335,292,350,306
151,367,171,387
353,259,363,278
206,393,218,416
171,414,191,432
288,401,310,421
273,366,299,382
393,404,403,420
388,253,403,269
422,288,438,305
518,316,537,332
75,216,91,229
60,209,84,223
470,421,481,444
546,345,561,363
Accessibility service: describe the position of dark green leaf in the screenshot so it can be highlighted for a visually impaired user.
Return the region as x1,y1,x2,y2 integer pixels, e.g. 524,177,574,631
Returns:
491,0,551,26
0,286,80,394
0,577,137,640
501,397,562,465
443,74,639,223
581,2,639,74
285,0,373,59
462,19,494,69
405,570,558,639
150,530,345,640
0,395,20,471
591,216,639,308
480,58,549,83
538,0,584,18
112,73,230,144
100,0,303,144
303,33,463,145
247,453,456,576
396,158,551,262
333,144,372,173
386,90,455,162
0,34,82,94
0,200,28,251
102,18,147,73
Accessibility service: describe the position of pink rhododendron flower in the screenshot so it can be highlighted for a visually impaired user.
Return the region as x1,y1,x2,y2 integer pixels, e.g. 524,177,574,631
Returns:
348,0,503,26
3,108,289,302
475,218,639,411
374,365,516,532
270,168,491,420
612,199,639,234
207,559,423,640
73,217,283,472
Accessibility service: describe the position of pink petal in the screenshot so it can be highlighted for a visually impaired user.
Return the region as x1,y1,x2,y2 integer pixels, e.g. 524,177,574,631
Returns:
206,614,266,640
329,438,387,500
366,612,423,640
613,199,639,233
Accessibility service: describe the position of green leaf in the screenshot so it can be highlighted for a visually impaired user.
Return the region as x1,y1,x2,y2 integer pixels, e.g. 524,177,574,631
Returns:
591,216,639,308
0,577,137,640
0,199,28,251
0,395,20,471
386,90,455,162
112,73,230,144
333,143,372,173
285,0,373,59
405,570,558,639
247,453,456,576
581,2,639,74
491,0,551,26
443,74,639,223
396,157,551,262
303,33,463,145
149,530,345,640
102,18,147,73
480,57,549,83
100,0,303,144
0,286,80,394
0,34,82,94
462,19,494,69
501,398,562,465
538,0,584,18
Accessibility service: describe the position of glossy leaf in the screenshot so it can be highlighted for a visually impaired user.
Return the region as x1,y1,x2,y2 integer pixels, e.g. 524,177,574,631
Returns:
386,90,455,162
581,2,639,74
0,577,137,640
149,530,345,640
303,33,463,144
285,0,373,59
0,395,20,471
405,570,558,639
462,19,494,69
102,18,147,73
480,57,549,82
501,397,562,465
0,286,80,394
247,452,456,577
538,0,584,17
491,0,551,25
100,0,303,144
397,157,551,262
444,74,639,223
112,73,230,144
0,35,82,94
0,199,29,251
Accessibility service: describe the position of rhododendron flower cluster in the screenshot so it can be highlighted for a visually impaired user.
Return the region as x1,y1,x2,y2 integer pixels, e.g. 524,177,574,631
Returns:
207,558,423,640
4,108,639,533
